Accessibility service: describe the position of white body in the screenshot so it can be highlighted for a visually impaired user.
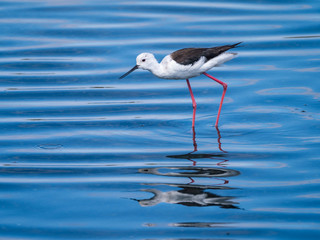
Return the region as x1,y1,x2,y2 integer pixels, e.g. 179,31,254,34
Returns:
136,52,237,80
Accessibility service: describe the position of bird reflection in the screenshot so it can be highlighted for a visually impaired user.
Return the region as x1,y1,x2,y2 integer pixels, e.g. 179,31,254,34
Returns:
135,185,239,209
134,126,240,209
139,166,239,178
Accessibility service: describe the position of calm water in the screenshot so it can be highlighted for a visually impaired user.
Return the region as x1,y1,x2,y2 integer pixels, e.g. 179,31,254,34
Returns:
1,0,320,239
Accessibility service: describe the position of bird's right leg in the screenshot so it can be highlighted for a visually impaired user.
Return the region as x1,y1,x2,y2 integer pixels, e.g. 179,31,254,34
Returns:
203,72,227,127
186,79,197,128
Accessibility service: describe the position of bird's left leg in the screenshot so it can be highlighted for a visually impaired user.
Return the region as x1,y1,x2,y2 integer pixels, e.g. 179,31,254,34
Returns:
203,72,227,127
186,79,196,128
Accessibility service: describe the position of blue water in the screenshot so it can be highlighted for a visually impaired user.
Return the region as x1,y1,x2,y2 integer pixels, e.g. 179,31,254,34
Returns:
1,0,320,239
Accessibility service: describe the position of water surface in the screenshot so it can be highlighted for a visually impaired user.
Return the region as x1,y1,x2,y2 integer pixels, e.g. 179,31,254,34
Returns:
1,0,320,239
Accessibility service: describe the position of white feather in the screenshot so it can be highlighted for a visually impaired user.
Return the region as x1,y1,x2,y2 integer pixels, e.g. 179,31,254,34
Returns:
134,51,237,80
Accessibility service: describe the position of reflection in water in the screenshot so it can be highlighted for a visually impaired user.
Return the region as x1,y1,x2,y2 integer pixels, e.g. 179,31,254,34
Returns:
135,185,239,209
135,165,239,208
168,127,228,166
135,128,241,209
169,222,230,228
216,126,228,153
139,166,239,178
190,126,227,154
168,127,227,166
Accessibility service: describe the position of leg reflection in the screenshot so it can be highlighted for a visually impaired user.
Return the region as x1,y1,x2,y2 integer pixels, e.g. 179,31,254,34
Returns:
215,126,227,153
192,126,198,153
189,126,227,155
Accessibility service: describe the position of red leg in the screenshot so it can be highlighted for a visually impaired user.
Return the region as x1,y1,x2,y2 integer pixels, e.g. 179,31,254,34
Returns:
186,79,196,128
203,72,227,127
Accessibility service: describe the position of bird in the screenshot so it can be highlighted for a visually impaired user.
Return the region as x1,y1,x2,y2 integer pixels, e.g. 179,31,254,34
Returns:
119,42,242,128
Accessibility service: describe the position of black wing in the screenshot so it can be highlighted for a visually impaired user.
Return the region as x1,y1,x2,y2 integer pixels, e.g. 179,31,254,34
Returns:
171,42,242,65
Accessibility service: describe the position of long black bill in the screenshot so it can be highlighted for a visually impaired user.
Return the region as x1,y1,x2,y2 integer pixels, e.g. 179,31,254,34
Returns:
119,65,139,79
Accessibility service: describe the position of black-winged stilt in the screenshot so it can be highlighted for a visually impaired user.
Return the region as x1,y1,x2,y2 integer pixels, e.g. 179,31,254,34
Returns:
120,42,242,128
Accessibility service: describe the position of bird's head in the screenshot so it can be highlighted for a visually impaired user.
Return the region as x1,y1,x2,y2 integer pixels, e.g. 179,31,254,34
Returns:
136,53,157,70
119,53,157,79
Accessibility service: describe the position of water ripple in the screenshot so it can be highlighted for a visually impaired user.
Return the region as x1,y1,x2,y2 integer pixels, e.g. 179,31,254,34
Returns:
1,0,320,239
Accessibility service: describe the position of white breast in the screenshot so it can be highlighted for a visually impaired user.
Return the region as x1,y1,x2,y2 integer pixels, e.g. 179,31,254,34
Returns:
158,55,206,79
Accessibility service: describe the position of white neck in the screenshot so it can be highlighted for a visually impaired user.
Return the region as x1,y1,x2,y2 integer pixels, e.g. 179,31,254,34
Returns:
146,59,166,78
149,63,165,78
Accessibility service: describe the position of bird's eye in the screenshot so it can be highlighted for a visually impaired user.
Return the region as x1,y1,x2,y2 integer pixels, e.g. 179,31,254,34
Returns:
142,59,146,62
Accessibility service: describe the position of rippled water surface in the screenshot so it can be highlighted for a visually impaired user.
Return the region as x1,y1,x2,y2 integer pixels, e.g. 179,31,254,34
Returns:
1,0,320,239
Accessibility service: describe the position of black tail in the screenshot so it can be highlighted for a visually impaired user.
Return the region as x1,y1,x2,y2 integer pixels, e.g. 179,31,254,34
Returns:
204,42,243,60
